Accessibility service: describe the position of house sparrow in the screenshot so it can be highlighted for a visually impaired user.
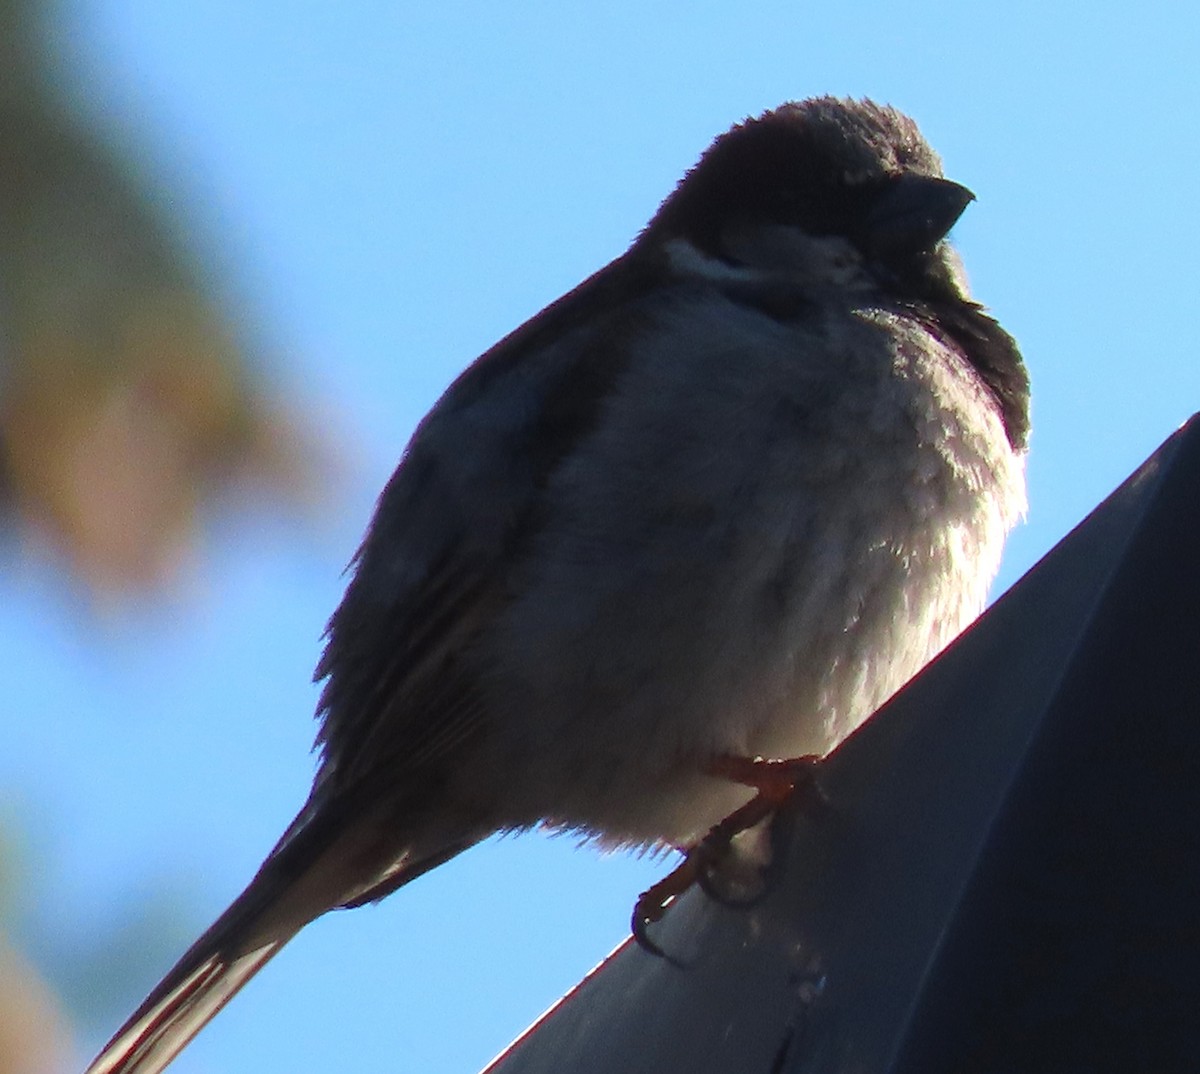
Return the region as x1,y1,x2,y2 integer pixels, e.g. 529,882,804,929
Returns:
85,97,1029,1074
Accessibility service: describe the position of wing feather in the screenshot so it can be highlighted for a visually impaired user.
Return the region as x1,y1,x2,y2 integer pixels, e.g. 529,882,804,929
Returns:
314,248,673,792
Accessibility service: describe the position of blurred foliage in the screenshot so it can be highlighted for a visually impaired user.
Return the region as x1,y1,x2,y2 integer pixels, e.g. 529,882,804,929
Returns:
0,941,70,1074
1,799,202,1071
0,0,346,1066
0,809,70,1074
0,0,334,596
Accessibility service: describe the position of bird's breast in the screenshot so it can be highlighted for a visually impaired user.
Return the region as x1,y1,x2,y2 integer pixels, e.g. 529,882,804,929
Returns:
471,294,1026,847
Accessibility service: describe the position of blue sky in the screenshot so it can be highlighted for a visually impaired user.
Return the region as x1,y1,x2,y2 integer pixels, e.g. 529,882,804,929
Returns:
5,2,1199,1072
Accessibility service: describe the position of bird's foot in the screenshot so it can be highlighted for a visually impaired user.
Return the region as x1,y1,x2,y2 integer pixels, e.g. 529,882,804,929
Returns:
632,754,822,959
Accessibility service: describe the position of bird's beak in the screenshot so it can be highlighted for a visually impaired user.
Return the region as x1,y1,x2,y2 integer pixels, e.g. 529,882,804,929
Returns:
862,175,976,256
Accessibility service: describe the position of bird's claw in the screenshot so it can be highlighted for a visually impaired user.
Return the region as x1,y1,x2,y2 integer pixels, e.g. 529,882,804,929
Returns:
631,754,824,959
632,855,699,964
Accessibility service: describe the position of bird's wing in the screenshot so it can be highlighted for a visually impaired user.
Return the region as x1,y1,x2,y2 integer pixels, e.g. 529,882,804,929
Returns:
312,247,678,793
82,258,686,1074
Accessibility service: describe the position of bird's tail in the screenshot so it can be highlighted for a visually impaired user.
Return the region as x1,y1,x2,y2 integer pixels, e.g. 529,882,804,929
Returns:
83,915,294,1074
83,796,465,1074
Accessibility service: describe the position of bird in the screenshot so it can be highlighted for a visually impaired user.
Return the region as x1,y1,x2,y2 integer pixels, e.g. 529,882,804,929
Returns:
84,97,1030,1074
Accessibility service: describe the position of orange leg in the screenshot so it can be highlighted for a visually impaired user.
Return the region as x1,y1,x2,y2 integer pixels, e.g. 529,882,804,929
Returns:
632,754,821,958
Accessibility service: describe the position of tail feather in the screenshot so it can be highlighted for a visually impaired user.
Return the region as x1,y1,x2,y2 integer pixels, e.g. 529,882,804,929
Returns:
85,798,381,1074
84,788,484,1074
85,930,292,1074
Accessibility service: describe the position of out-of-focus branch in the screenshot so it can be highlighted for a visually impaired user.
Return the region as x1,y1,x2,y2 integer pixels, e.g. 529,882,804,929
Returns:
0,0,334,596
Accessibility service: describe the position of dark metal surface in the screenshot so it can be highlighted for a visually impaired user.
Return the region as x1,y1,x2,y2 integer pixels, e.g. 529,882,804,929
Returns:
483,417,1200,1074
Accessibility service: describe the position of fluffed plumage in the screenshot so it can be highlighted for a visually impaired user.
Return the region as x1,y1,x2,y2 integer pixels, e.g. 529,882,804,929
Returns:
85,97,1029,1074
